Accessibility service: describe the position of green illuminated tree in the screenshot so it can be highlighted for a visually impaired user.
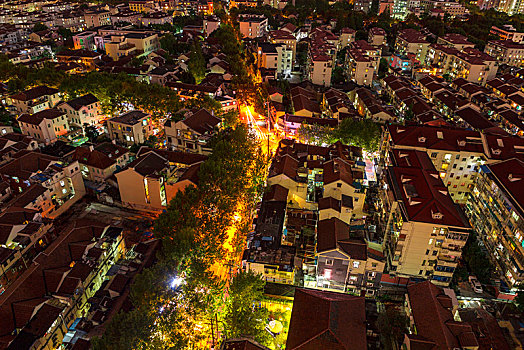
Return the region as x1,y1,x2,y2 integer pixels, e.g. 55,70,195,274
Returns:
223,270,271,345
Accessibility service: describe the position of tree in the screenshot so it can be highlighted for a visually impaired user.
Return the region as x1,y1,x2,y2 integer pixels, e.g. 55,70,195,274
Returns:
91,309,156,350
404,103,415,121
377,305,409,350
378,58,389,79
33,22,48,32
370,0,379,15
58,27,73,39
334,118,382,152
223,270,271,345
296,123,336,146
462,232,494,284
83,123,99,143
188,41,206,83
0,106,12,126
515,283,524,311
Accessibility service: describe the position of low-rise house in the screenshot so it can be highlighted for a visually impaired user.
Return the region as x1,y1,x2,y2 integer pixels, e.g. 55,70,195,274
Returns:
18,108,70,145
0,221,124,349
107,110,154,146
55,49,102,72
203,16,220,37
164,108,221,154
0,208,52,292
0,151,85,219
115,149,206,210
286,289,370,350
291,86,321,117
8,85,60,115
315,217,385,295
72,142,130,182
404,281,479,349
140,11,173,26
57,93,103,128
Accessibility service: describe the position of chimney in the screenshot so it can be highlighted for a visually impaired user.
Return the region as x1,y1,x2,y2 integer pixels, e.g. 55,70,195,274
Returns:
89,145,94,152
112,139,116,145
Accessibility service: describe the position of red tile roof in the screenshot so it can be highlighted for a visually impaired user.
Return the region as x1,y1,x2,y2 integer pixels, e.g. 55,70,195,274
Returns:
286,289,367,350
408,281,478,349
387,124,484,154
388,150,470,227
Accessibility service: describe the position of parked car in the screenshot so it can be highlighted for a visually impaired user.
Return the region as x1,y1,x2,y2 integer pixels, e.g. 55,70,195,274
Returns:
469,276,483,294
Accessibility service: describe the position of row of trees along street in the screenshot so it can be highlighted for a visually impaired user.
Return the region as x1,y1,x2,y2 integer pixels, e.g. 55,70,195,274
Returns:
92,123,270,349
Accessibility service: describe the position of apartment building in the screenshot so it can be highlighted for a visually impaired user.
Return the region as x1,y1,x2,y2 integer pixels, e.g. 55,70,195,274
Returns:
346,47,375,86
18,108,70,145
426,45,498,84
437,33,475,50
164,108,221,154
395,29,430,64
381,149,471,286
307,28,338,87
448,48,498,85
105,33,160,60
238,14,268,39
129,0,156,11
141,11,173,26
72,31,96,50
466,158,524,287
107,110,153,146
386,124,485,203
269,29,297,60
57,93,103,128
431,0,468,17
84,9,111,28
368,27,386,46
8,85,60,115
257,43,293,79
485,40,524,67
345,40,380,86
490,25,524,43
308,55,332,87
111,10,141,25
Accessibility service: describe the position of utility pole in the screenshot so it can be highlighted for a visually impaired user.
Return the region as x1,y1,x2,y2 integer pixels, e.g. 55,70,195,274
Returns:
266,96,270,158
